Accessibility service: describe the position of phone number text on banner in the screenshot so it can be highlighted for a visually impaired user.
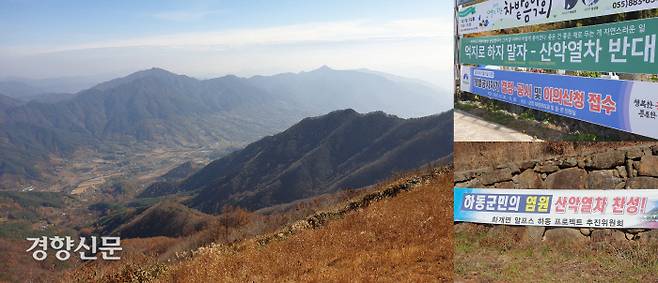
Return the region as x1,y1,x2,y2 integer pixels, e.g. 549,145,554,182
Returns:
460,65,658,139
454,188,658,229
458,0,658,35
460,16,658,74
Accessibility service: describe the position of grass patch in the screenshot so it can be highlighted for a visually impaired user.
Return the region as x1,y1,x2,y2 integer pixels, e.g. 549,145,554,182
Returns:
518,111,535,121
564,133,599,141
455,227,658,282
457,100,515,125
487,110,514,125
455,101,476,111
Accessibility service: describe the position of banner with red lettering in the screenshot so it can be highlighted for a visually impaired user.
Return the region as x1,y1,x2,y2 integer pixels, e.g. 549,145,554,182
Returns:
454,188,658,229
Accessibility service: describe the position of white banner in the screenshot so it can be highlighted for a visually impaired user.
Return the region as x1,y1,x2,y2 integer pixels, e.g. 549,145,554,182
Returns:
458,0,658,35
454,188,658,229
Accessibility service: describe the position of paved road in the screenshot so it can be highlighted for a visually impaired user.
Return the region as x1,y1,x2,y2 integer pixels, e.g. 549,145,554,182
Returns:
454,110,541,142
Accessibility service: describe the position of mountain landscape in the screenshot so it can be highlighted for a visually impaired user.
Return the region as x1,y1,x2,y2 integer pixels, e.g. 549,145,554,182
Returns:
0,74,112,100
42,166,453,283
0,1,459,281
97,108,452,237
0,94,21,112
0,81,45,100
178,109,453,213
0,66,453,282
0,67,448,192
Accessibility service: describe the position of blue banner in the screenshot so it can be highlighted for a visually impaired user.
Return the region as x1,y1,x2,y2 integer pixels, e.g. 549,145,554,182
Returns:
460,66,658,139
455,188,658,229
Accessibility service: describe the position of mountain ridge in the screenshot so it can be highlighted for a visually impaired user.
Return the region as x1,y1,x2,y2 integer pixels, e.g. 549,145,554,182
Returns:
0,67,450,190
176,108,453,213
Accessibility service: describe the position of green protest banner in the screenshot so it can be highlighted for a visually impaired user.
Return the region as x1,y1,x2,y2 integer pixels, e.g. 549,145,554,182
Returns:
457,0,658,35
459,17,658,74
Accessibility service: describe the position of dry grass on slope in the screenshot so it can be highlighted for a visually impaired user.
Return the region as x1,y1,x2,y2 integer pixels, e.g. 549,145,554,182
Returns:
455,225,658,282
161,168,454,282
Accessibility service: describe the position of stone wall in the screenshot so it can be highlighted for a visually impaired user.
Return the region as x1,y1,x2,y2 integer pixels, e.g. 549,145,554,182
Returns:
455,144,658,243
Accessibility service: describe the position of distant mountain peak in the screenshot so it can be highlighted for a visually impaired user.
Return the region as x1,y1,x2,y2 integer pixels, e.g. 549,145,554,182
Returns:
330,108,358,115
364,110,392,118
311,65,334,72
305,108,359,121
128,67,180,78
91,67,191,91
217,74,240,81
303,110,394,124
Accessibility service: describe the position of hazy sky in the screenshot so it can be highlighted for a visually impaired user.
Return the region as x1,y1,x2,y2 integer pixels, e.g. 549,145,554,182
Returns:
0,0,454,89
